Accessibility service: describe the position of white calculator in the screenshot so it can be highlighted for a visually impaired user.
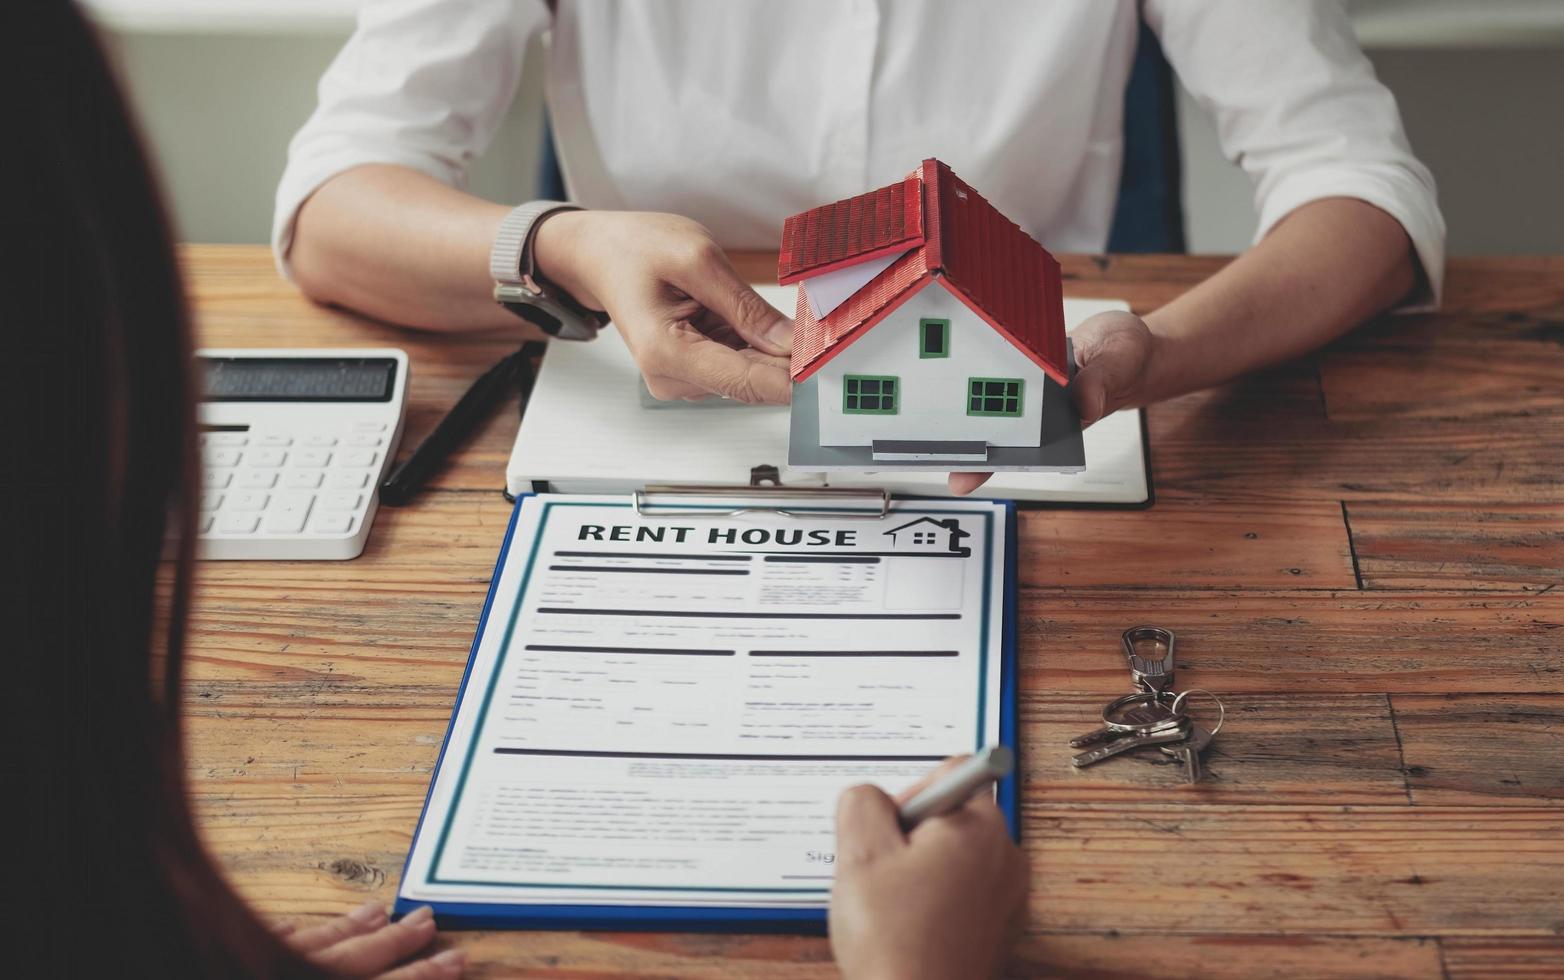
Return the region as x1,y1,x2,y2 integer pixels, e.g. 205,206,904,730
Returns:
195,348,408,560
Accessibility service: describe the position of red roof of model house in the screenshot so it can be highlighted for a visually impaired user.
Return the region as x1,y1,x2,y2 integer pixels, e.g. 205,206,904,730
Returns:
779,159,1068,385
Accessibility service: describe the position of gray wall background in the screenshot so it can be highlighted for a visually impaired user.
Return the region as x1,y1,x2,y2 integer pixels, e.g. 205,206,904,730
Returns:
98,12,1564,256
1179,45,1564,256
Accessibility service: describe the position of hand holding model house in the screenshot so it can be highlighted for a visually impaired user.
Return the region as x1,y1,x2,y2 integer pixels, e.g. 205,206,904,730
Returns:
534,159,1159,489
779,158,1149,485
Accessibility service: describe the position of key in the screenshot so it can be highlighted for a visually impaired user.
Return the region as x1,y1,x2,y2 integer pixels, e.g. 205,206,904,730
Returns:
1070,702,1184,748
1160,724,1214,783
303,434,337,447
1156,689,1225,784
1071,723,1189,768
345,433,382,447
294,449,332,468
205,448,241,468
249,449,287,468
237,470,277,489
285,470,324,489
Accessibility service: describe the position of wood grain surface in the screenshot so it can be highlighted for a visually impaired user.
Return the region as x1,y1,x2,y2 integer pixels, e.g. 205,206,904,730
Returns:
181,246,1564,979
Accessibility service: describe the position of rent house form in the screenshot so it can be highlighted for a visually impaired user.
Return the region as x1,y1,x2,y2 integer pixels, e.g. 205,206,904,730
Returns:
779,159,1070,466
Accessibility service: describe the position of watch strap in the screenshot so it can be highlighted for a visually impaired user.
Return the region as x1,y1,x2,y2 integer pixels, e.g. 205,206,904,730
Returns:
491,201,608,340
489,200,578,284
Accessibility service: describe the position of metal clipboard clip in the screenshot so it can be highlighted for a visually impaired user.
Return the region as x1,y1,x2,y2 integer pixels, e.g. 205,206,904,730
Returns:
632,484,892,520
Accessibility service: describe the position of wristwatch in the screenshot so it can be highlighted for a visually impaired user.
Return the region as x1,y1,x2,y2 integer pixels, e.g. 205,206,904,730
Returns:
490,201,608,341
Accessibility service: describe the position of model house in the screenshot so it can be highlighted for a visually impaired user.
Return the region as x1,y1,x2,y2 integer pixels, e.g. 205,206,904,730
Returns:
779,159,1069,466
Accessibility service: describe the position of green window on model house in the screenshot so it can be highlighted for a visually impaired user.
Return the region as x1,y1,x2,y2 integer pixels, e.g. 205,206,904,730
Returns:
967,377,1024,417
919,318,950,358
843,375,899,414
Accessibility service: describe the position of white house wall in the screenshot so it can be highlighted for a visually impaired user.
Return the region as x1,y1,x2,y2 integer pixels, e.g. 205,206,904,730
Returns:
814,279,1047,448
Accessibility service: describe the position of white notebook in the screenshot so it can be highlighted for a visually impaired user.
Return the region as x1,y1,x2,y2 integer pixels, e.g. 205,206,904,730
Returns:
507,288,1150,506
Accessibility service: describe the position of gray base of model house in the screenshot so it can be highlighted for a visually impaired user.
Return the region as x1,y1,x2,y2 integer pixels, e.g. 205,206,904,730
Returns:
788,370,1086,473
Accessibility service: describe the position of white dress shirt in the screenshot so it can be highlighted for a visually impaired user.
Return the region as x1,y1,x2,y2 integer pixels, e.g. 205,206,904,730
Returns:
274,0,1445,305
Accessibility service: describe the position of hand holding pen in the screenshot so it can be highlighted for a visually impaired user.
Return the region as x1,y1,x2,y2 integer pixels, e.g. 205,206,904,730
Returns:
829,748,1028,980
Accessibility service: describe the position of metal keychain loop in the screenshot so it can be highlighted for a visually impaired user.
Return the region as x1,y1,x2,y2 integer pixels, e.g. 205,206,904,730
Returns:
1169,688,1226,738
1100,691,1187,734
1121,625,1176,699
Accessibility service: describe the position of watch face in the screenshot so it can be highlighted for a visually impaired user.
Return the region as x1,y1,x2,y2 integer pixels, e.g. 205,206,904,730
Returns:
512,303,566,336
496,287,601,340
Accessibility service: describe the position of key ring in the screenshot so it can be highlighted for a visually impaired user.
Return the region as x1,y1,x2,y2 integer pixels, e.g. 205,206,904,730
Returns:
1100,691,1188,734
1169,688,1226,738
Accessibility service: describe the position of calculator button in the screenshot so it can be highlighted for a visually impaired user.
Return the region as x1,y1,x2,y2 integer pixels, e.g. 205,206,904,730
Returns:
263,510,307,534
205,432,247,447
310,513,354,534
205,449,242,468
256,434,292,447
264,494,314,534
294,449,332,468
201,514,215,533
271,492,315,515
228,491,269,511
264,511,309,534
284,470,324,489
249,449,287,468
321,492,362,511
217,513,260,534
304,434,337,447
200,493,223,511
340,449,379,468
237,470,277,489
201,470,232,489
345,433,382,447
352,421,387,432
327,470,369,489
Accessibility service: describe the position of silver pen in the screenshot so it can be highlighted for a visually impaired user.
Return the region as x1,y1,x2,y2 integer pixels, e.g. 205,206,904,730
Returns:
897,745,1015,831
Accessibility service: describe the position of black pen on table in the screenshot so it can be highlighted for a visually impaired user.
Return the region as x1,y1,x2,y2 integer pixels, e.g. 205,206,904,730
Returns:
379,342,542,506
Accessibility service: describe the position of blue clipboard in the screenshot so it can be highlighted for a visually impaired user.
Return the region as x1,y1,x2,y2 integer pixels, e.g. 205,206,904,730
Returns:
393,495,1021,932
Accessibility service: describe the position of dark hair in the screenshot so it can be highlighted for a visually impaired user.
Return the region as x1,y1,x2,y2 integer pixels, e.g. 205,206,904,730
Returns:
6,6,325,976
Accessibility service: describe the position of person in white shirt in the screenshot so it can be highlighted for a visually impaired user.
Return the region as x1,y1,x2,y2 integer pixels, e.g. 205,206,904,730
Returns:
275,3,1436,963
278,2,1441,496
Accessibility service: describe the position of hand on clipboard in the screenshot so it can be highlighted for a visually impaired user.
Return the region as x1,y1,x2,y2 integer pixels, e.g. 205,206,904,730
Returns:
830,752,1027,980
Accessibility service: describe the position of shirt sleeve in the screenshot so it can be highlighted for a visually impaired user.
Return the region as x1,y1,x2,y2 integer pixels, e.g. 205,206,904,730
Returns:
271,0,548,279
1145,0,1445,310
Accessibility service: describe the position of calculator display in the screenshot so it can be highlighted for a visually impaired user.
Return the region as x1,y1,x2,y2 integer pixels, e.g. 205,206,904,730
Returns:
200,357,398,403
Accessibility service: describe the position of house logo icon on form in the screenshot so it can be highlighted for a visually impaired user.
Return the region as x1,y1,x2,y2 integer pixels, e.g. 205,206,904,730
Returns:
883,517,971,557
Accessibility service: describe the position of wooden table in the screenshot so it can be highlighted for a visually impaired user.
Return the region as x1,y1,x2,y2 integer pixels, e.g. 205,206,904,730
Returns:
184,245,1564,978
